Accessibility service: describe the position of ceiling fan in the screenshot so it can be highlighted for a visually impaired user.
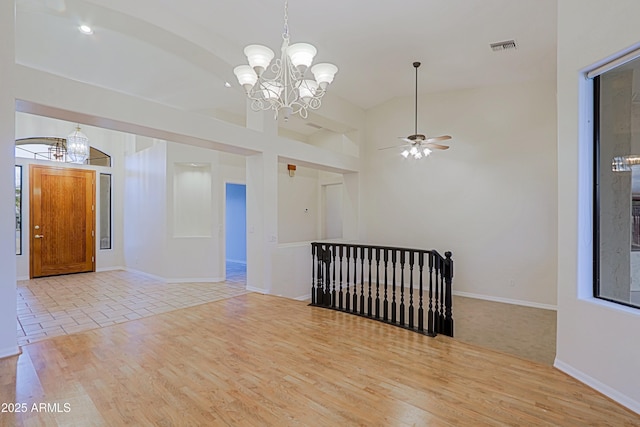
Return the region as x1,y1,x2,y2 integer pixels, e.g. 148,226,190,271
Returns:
380,61,452,159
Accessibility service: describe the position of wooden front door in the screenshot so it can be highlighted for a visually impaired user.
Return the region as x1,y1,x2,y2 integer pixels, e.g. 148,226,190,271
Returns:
30,165,95,278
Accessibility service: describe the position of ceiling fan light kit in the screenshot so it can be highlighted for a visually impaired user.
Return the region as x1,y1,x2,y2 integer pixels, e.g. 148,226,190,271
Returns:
380,61,452,160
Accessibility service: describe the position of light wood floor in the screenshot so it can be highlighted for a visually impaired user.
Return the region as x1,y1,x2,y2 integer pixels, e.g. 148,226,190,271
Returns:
1,293,637,426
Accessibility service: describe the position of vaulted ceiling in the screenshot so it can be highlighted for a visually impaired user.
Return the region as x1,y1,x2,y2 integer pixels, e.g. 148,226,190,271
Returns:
15,0,557,136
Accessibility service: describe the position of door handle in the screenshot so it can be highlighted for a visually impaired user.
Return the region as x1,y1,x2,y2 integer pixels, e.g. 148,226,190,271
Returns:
34,234,44,239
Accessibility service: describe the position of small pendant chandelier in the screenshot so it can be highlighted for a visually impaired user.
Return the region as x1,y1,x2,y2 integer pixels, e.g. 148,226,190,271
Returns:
66,125,90,164
233,0,338,121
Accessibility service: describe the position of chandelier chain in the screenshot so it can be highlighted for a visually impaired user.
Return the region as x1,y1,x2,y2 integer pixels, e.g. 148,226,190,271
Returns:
282,0,289,41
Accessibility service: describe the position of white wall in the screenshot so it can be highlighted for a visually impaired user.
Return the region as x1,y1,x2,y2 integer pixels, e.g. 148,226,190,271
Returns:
0,0,18,359
278,163,320,244
123,139,168,278
124,140,226,282
556,0,640,413
166,142,223,281
363,80,558,308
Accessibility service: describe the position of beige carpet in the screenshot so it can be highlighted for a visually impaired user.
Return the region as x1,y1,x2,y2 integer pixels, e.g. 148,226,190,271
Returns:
452,295,557,365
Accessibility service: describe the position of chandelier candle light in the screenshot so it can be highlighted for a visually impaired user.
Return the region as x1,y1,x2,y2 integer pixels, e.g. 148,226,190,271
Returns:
233,0,338,121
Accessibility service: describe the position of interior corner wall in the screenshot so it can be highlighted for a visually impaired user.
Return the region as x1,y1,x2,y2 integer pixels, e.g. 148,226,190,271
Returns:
123,139,168,278
0,0,18,358
363,79,558,308
557,0,640,413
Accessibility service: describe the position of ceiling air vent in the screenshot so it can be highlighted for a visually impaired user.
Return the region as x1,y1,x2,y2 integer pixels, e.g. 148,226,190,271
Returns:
306,122,323,130
490,40,517,52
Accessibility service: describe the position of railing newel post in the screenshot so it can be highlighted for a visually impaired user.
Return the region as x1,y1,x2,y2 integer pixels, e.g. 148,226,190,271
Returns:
443,251,454,337
311,243,316,305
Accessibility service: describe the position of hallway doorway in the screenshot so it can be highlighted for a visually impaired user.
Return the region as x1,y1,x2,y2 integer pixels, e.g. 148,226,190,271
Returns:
225,183,246,282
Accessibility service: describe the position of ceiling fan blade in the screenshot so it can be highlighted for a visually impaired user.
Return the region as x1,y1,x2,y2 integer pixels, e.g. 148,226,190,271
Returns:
379,144,407,151
397,137,414,144
425,135,452,143
425,143,450,150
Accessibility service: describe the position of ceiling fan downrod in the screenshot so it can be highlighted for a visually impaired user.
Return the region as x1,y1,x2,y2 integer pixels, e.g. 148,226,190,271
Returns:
413,61,420,137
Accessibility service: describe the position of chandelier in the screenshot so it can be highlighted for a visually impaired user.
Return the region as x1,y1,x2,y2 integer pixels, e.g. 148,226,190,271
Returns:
66,125,90,164
233,0,338,121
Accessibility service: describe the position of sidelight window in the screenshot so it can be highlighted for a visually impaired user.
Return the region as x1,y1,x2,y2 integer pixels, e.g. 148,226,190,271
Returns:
15,165,22,256
99,173,112,250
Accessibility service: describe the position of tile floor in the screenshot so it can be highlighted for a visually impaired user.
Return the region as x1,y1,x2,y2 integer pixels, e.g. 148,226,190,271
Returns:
16,262,248,346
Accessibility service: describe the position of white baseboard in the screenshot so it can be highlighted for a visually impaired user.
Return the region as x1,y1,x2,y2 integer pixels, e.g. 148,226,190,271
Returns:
96,266,125,273
246,286,267,294
294,294,311,301
554,358,640,415
0,345,21,360
452,290,557,311
16,276,29,281
166,277,224,284
123,268,224,284
123,267,167,282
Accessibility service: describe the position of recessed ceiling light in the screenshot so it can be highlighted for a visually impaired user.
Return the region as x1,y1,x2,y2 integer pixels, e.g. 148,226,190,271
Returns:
224,82,232,88
79,25,93,35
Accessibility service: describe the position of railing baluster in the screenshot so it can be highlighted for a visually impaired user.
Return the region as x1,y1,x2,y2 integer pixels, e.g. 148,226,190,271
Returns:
383,249,389,321
352,246,358,313
399,250,405,326
367,247,373,317
317,245,324,306
325,244,332,307
360,246,365,316
375,248,380,319
345,246,351,312
391,249,397,323
418,251,424,332
331,244,337,308
428,252,434,335
338,245,344,310
438,256,444,333
409,251,414,329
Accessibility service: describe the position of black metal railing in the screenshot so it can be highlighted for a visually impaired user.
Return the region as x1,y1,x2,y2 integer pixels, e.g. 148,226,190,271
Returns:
310,242,454,337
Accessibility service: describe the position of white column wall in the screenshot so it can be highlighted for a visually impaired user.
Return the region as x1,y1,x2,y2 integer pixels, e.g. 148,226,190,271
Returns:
246,152,279,293
0,0,18,358
556,0,640,413
123,140,168,279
